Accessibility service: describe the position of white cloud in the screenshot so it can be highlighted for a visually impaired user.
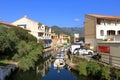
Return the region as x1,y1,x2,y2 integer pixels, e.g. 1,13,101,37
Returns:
74,18,80,22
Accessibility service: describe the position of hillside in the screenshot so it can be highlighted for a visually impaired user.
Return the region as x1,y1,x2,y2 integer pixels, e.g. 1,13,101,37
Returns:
51,26,84,36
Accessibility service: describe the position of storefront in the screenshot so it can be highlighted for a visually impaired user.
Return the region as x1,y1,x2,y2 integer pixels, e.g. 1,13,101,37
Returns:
98,42,120,67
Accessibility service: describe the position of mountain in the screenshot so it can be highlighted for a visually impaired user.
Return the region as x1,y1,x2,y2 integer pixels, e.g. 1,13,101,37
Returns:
51,25,65,34
61,27,84,36
51,26,84,36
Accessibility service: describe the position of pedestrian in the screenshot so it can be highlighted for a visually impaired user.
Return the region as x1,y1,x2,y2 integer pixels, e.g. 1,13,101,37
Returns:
67,49,71,60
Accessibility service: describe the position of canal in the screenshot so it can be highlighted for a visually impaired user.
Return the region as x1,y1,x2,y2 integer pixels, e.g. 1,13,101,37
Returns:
8,50,96,80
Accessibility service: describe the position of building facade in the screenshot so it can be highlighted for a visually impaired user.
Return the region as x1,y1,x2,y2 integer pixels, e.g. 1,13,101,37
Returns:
74,33,80,43
84,14,120,50
58,34,70,44
12,15,52,48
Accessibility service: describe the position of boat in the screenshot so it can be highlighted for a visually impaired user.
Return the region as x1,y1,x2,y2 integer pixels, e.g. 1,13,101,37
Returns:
53,59,65,68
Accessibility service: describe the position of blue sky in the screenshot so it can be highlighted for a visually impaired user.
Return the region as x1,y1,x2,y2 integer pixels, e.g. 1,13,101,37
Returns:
0,0,120,27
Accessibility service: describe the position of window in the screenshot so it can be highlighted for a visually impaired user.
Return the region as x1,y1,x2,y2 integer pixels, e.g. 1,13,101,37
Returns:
38,33,43,37
97,19,105,25
38,26,44,30
17,24,27,28
107,30,115,35
100,30,104,36
97,19,101,24
117,30,120,35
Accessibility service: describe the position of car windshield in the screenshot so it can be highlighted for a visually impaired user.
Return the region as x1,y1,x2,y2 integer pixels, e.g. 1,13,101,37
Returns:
75,48,80,50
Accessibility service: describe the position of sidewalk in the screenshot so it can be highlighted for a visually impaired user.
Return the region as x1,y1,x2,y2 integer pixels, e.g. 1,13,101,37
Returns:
64,53,78,70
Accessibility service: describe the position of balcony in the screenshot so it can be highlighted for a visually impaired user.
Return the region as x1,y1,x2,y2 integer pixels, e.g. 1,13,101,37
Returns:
98,35,120,42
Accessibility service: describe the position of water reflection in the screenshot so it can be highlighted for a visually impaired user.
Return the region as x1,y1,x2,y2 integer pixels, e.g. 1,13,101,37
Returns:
41,64,77,80
37,60,51,77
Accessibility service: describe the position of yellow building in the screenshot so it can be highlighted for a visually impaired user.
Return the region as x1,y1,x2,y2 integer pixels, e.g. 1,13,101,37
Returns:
58,34,70,44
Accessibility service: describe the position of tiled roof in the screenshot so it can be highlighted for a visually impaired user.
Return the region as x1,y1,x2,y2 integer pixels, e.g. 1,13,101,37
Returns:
86,14,120,19
0,22,17,27
0,22,30,31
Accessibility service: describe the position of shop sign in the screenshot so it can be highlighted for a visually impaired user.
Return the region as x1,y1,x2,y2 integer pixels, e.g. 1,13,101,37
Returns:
98,46,110,53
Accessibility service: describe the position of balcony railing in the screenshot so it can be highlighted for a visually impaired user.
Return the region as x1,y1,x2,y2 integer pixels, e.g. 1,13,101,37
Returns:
104,35,120,41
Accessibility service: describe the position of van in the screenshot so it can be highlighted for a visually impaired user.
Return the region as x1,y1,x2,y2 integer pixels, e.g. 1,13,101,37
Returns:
70,43,81,54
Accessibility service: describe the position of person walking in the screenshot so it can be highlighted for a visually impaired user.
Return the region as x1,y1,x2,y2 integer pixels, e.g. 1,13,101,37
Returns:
67,49,71,60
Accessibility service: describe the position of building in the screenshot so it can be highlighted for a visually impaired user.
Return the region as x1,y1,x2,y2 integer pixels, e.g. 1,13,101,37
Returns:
12,15,52,48
74,33,80,43
84,14,120,50
51,31,59,46
58,34,70,45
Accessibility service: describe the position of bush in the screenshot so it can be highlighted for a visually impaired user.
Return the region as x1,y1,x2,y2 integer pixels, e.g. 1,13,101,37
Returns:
78,60,87,76
115,69,120,80
86,61,101,77
101,65,110,80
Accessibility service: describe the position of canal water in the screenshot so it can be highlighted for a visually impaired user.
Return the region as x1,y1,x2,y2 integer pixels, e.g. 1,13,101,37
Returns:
8,61,77,80
8,50,97,80
41,64,77,80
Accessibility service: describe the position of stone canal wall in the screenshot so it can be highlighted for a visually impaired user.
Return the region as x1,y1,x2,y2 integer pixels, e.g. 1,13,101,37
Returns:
0,64,16,80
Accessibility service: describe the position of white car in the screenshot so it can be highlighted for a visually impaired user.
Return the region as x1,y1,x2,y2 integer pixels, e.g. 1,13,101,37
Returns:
73,48,94,55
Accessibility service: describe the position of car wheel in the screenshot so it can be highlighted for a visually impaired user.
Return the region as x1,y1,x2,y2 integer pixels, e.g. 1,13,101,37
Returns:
88,52,92,55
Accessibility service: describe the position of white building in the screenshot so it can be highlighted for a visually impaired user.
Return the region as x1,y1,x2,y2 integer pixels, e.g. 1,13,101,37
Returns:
84,14,120,50
12,15,52,48
74,33,80,43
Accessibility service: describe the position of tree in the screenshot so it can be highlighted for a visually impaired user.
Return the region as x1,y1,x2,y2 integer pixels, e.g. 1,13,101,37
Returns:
9,27,37,42
12,41,43,71
70,36,74,43
0,26,8,53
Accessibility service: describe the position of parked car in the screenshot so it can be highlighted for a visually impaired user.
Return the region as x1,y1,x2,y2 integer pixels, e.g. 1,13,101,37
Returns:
73,48,94,55
73,48,80,55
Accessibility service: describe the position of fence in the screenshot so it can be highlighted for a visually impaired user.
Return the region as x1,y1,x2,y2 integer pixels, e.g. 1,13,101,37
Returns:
101,53,120,68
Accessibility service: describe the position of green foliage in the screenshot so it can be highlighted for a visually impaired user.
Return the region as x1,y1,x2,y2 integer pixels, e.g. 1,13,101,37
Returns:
0,26,37,54
0,25,43,71
70,36,74,43
0,26,19,54
114,69,120,80
16,41,32,57
12,41,43,71
9,27,37,42
78,60,87,76
0,26,8,53
86,61,101,77
101,65,110,80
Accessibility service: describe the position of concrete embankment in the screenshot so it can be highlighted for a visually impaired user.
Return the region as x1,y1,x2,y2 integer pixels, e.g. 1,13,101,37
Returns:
0,64,16,80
